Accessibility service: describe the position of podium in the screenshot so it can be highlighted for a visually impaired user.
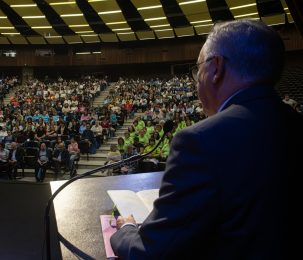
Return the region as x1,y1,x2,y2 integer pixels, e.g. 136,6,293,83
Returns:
0,172,163,259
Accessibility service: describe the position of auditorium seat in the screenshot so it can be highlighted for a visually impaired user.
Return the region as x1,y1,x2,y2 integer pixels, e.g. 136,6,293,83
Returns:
24,141,40,148
78,140,90,160
22,147,39,175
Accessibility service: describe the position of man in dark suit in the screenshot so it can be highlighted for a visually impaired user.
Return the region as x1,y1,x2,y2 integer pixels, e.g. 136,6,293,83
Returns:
52,142,69,179
8,142,24,179
110,20,303,259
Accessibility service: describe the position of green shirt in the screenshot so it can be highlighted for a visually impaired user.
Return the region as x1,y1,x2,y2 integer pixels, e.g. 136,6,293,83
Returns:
159,128,164,137
144,145,160,157
124,136,133,146
129,131,137,139
117,143,126,153
160,143,170,158
138,120,145,129
138,134,149,146
146,126,154,135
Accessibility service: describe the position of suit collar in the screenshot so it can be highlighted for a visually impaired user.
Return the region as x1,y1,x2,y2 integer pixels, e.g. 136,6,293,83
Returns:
220,85,278,112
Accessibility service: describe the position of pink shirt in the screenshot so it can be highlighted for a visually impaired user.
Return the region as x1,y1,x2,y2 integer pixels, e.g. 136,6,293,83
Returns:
80,115,90,121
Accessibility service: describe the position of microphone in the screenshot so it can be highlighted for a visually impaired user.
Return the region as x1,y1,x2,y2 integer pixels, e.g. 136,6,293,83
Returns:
44,120,174,259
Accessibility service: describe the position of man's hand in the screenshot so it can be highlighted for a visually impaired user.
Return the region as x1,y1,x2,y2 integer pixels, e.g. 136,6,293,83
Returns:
116,215,136,230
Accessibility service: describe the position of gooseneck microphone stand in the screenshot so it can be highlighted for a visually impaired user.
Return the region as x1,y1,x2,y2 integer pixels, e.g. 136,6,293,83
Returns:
44,120,173,260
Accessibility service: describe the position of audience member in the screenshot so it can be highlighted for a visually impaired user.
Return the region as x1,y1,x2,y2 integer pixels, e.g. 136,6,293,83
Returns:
0,142,9,176
35,143,52,182
68,137,80,177
282,94,297,108
52,143,69,179
120,144,138,174
8,142,24,179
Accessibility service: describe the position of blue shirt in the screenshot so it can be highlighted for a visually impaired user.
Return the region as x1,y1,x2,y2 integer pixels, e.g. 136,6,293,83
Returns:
42,114,49,123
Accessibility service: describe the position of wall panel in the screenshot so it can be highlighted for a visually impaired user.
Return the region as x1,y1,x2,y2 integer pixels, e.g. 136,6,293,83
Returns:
0,25,302,67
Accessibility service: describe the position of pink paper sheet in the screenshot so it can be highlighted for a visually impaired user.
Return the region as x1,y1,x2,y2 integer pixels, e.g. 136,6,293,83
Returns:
100,215,118,258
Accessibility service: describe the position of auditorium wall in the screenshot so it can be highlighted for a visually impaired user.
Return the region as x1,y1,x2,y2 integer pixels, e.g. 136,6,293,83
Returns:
0,24,302,79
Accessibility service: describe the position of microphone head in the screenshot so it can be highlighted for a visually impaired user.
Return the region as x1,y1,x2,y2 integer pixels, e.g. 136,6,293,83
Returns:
163,120,174,134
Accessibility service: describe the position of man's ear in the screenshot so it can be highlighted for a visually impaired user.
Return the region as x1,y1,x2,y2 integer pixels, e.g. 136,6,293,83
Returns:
211,56,225,84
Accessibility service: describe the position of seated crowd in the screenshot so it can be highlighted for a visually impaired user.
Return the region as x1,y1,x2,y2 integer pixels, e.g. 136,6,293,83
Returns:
0,75,110,181
0,74,207,180
103,76,206,175
0,76,19,102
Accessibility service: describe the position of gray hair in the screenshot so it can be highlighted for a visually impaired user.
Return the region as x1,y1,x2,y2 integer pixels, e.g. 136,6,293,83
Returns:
204,19,285,85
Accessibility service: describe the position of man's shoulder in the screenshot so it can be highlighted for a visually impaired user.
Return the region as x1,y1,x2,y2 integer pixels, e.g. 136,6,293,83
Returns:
180,105,247,135
172,105,257,150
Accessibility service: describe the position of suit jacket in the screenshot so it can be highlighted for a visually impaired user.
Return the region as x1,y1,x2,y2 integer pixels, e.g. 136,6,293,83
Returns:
110,85,303,260
53,149,69,162
82,129,95,142
8,147,24,162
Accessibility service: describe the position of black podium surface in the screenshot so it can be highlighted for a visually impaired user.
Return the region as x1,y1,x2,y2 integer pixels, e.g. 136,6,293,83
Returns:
51,172,163,259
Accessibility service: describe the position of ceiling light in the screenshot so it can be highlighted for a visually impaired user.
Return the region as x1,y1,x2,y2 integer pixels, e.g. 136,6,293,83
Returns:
0,27,14,29
75,30,94,34
268,22,285,26
138,5,162,10
92,51,102,54
155,28,173,32
144,17,166,21
106,21,127,25
0,16,7,19
60,14,83,17
81,34,98,37
247,17,260,20
117,32,135,35
112,28,131,31
194,23,213,27
49,1,76,5
179,0,206,6
76,52,91,55
150,24,170,28
284,7,289,10
158,36,175,39
230,3,256,10
178,34,194,37
234,12,259,18
98,10,122,15
32,26,52,29
1,32,20,35
190,19,212,24
22,16,45,19
69,24,90,28
44,36,62,38
10,4,37,7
